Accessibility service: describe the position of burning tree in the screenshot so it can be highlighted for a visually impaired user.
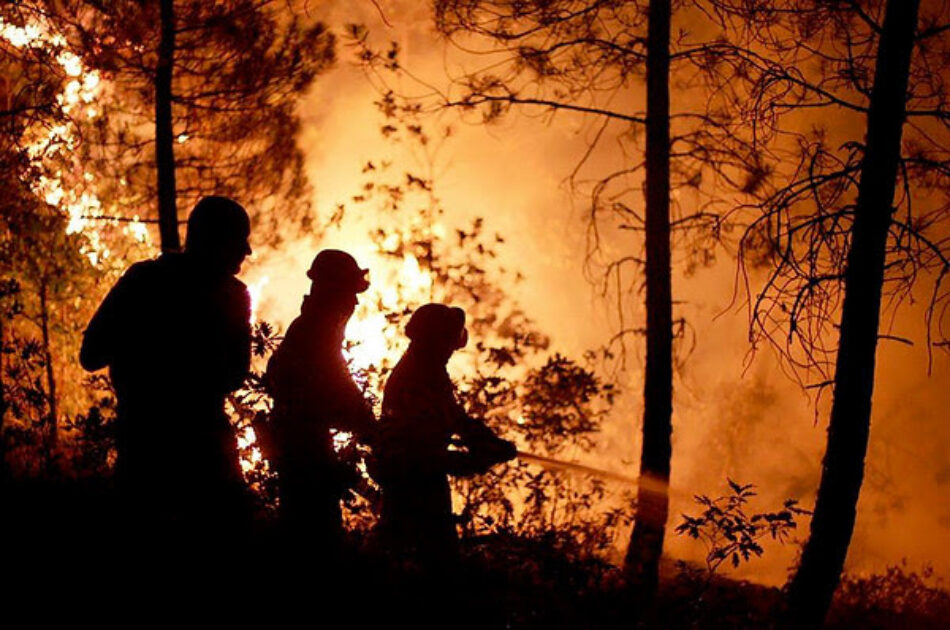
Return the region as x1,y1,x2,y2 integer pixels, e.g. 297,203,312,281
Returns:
697,0,949,625
0,1,333,474
37,0,335,249
0,9,133,472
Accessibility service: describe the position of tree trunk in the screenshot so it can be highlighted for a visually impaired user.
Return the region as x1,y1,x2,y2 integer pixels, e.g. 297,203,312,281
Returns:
156,0,180,251
624,0,672,601
786,1,920,627
38,279,58,461
0,310,7,480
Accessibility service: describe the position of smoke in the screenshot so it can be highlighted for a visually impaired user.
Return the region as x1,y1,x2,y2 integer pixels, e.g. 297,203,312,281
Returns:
242,1,950,586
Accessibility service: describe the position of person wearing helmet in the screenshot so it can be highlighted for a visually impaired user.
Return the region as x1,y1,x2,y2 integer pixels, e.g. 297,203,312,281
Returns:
264,249,376,553
374,303,517,568
80,196,254,539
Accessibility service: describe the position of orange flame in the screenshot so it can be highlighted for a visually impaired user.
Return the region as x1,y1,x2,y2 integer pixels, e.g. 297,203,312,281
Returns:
1,15,151,264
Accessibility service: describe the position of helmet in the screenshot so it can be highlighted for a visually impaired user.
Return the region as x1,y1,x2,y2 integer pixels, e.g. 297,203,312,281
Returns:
307,249,369,293
406,303,467,350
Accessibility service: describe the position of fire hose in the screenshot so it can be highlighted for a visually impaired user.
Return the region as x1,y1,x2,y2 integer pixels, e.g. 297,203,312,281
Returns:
515,450,678,498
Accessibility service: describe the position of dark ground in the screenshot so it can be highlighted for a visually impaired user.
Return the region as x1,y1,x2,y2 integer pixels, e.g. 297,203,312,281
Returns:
2,478,947,629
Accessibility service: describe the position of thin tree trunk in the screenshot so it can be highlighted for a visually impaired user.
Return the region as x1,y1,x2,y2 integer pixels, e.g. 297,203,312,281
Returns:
0,310,7,479
156,0,180,251
624,0,672,601
38,279,58,460
786,1,920,626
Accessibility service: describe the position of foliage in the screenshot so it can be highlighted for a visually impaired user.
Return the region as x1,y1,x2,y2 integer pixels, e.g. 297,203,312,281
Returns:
1,278,49,474
0,0,334,476
0,4,152,474
696,4,947,624
698,0,950,378
0,195,113,470
332,106,626,547
829,562,950,629
354,1,750,363
1,281,118,478
60,374,117,477
675,479,808,574
227,101,626,551
227,320,281,508
38,0,335,243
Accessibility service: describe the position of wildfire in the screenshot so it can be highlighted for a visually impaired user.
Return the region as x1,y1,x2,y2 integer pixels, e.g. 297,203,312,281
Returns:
331,430,354,452
345,310,394,373
344,251,435,372
1,15,151,264
232,244,440,481
236,425,263,474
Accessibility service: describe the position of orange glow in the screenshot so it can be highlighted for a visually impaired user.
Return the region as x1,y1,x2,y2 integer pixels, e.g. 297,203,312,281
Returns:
344,252,435,372
1,15,151,264
234,420,270,478
4,3,944,590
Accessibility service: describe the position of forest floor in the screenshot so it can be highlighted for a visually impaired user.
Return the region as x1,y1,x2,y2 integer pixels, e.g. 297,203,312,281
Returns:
2,477,947,628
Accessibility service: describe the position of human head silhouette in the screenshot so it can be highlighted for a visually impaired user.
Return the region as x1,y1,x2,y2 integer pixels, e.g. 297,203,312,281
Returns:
307,249,370,295
184,196,251,275
405,303,468,361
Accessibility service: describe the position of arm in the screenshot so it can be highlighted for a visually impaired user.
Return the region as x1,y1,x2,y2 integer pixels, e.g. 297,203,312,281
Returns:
327,358,377,444
444,394,516,477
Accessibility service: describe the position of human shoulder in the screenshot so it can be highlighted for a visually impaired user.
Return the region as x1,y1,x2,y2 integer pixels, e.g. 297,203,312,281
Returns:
223,274,248,293
126,252,194,279
107,256,168,294
123,256,163,278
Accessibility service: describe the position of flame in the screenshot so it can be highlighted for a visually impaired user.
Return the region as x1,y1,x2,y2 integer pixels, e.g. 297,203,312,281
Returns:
331,430,353,452
0,21,42,48
1,15,151,264
247,275,270,324
344,252,435,372
236,425,257,450
236,424,267,476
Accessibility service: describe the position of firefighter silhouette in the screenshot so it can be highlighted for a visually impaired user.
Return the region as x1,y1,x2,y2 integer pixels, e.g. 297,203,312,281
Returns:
375,303,516,567
264,249,376,549
80,196,253,530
